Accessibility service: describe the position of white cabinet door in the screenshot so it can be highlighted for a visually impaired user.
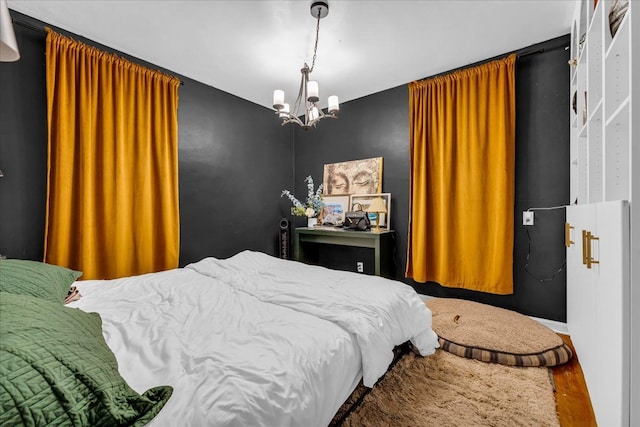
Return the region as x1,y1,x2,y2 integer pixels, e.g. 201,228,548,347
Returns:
566,200,630,426
566,204,597,390
592,200,630,426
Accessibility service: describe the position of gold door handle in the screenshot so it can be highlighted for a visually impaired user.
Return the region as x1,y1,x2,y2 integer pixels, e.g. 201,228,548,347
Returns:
565,222,575,247
582,230,588,265
585,232,599,269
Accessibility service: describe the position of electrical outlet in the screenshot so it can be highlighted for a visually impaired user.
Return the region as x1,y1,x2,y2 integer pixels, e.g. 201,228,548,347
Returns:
357,262,364,273
522,211,534,226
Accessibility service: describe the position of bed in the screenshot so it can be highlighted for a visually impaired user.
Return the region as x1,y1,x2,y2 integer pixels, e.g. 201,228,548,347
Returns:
0,250,439,426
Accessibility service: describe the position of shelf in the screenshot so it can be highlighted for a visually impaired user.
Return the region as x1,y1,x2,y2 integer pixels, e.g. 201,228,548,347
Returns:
606,96,630,127
579,122,588,139
586,0,596,33
571,69,578,86
588,98,604,122
589,1,603,34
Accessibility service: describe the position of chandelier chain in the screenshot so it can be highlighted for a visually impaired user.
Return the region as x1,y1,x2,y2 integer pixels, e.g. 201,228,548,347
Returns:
309,13,321,73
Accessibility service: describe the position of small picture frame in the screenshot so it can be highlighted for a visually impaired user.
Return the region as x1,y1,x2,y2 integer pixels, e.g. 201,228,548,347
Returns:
320,195,351,226
349,193,391,230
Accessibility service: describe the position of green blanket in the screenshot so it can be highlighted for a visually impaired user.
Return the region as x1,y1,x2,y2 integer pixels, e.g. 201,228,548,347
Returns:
0,292,172,426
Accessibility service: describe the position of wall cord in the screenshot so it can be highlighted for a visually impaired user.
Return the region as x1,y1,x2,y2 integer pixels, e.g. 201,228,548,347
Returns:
523,204,568,283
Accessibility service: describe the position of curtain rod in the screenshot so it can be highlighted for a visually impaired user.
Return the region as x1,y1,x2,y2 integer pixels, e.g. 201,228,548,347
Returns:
11,18,185,86
418,40,569,82
517,44,569,59
12,18,45,34
518,49,545,58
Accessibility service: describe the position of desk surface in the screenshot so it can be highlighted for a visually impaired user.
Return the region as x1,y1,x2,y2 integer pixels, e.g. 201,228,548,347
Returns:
295,227,395,237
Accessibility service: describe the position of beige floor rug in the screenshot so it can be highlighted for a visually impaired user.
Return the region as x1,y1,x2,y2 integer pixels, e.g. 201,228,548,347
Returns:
333,348,560,427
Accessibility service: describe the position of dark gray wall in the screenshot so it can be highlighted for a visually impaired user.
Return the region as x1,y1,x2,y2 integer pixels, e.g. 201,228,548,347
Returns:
177,77,294,265
293,36,570,322
0,16,48,260
0,11,293,266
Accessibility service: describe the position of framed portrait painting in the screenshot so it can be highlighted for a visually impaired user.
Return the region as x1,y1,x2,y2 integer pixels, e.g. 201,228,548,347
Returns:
323,157,383,196
320,195,350,226
350,193,391,230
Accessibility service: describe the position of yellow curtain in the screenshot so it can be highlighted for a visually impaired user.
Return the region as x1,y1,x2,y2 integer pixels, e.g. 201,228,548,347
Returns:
406,55,516,295
44,29,180,280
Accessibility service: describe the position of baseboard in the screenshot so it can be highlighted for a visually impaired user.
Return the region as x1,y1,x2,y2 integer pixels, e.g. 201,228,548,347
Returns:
419,294,569,335
528,315,569,335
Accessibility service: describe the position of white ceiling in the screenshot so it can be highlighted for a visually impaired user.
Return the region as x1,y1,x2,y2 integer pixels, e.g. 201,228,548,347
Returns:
7,0,576,110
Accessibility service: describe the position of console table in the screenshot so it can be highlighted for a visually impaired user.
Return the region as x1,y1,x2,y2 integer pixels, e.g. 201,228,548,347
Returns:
294,227,395,277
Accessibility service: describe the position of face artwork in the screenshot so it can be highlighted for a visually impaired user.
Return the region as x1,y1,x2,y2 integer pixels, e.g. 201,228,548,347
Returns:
323,157,383,195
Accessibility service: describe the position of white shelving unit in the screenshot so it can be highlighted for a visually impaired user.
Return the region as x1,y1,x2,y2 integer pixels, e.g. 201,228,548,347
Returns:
570,0,634,204
567,0,637,425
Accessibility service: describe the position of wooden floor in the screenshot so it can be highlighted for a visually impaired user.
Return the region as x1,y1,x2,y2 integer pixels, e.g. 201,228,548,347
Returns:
552,334,597,426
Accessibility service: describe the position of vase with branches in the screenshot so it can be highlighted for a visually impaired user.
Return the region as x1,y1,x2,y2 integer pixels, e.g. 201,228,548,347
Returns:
281,176,324,226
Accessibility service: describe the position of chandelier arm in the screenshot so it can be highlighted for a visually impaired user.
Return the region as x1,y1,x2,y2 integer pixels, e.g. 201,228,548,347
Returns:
276,107,336,128
292,69,305,117
280,115,305,128
303,67,310,125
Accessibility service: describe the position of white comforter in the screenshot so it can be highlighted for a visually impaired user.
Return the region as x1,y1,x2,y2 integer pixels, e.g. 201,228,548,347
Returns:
187,251,438,387
69,251,438,426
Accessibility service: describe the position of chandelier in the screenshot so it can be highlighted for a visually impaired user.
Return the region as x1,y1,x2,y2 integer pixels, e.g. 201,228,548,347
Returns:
272,1,339,130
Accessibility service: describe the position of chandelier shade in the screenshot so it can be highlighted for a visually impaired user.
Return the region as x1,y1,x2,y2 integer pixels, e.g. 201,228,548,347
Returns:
0,0,20,62
273,1,338,130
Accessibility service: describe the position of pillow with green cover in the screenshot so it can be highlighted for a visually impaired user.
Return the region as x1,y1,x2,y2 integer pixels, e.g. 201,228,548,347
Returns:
0,259,82,304
0,292,173,426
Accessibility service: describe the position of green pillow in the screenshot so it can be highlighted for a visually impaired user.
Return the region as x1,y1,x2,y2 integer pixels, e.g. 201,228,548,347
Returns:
0,259,82,304
0,292,173,426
